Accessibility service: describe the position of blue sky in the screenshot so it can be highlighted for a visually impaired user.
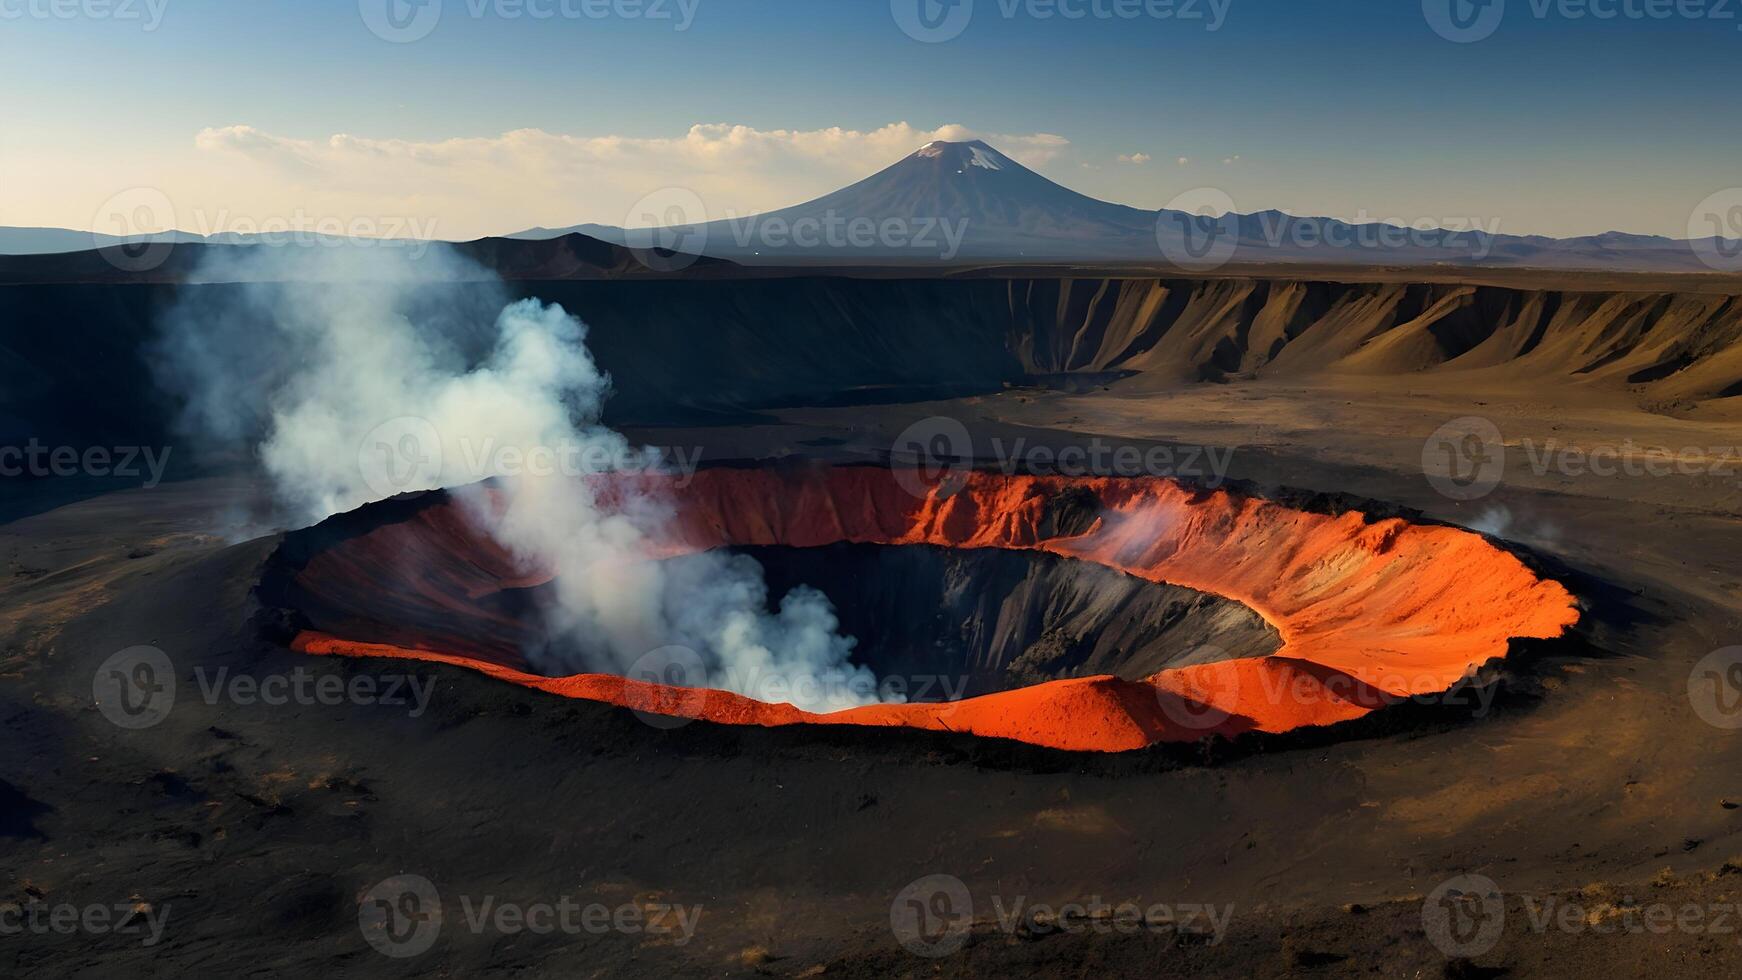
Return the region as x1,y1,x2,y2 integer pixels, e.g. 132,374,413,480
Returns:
3,0,1738,238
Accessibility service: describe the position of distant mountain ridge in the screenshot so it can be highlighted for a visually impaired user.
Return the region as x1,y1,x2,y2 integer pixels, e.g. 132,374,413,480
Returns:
6,139,1739,273
512,139,1742,273
0,231,740,286
0,226,430,256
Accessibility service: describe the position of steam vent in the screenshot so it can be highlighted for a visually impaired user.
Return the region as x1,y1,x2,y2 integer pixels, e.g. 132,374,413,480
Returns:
259,466,1579,752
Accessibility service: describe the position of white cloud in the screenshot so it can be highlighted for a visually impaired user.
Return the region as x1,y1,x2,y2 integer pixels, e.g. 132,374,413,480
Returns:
1116,152,1152,165
1177,156,1190,166
187,122,1072,239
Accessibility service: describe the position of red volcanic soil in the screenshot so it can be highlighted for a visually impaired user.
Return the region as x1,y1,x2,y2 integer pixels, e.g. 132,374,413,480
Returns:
275,467,1579,752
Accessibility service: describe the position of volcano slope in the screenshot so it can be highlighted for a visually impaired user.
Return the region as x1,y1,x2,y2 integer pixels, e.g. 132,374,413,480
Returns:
9,257,1742,451
260,467,1576,752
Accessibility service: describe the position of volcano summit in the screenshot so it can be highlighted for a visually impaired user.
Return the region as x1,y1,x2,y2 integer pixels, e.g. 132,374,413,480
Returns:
510,138,1741,271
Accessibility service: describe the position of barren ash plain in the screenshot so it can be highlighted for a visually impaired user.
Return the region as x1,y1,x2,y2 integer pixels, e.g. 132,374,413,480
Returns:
5,233,1742,979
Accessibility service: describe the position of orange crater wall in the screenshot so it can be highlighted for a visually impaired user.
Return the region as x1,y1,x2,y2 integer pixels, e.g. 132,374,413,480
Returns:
289,467,1579,752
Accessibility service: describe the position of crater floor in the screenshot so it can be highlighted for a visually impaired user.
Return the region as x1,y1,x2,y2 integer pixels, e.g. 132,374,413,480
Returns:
266,465,1578,751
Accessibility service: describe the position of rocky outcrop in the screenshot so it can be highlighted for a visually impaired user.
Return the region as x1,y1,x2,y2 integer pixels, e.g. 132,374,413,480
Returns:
7,273,1739,459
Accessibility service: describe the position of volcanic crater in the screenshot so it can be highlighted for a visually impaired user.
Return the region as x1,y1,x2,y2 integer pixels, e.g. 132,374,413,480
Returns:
259,465,1581,753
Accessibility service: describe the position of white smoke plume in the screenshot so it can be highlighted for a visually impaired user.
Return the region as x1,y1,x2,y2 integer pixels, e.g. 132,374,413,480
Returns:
153,242,888,713
1465,504,1560,545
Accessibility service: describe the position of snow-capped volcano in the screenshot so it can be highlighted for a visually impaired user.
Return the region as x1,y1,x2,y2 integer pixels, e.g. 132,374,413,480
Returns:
505,139,1740,271
913,140,1003,169
515,139,1163,263
769,138,1158,252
